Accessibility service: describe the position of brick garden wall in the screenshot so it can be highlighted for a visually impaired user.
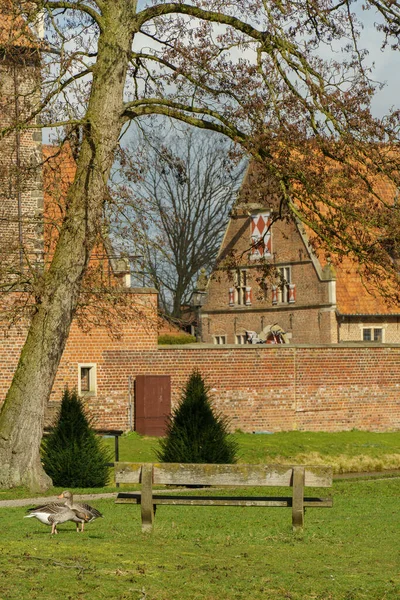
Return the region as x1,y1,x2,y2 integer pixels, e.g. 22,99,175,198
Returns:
86,344,400,433
2,330,400,432
0,290,158,429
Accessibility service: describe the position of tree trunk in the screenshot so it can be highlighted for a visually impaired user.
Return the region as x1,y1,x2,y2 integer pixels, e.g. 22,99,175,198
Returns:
0,2,134,490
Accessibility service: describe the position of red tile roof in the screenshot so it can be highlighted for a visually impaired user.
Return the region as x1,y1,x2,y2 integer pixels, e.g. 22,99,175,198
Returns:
42,144,76,253
314,174,399,315
0,2,39,50
335,257,399,315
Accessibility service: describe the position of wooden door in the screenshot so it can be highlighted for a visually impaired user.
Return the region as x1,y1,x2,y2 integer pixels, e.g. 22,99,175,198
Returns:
135,375,171,436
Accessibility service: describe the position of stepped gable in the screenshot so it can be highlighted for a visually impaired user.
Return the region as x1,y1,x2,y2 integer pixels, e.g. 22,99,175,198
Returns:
41,143,76,257
236,158,400,317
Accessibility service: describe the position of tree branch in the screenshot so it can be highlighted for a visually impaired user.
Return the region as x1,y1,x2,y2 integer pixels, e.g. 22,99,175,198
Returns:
41,0,104,32
122,100,247,143
135,3,266,43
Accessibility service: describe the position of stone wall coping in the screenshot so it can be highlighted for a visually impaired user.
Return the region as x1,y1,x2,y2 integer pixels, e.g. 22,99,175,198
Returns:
157,342,400,350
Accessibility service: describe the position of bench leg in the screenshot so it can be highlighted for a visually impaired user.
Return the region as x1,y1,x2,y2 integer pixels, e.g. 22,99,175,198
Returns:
140,464,154,532
292,466,305,530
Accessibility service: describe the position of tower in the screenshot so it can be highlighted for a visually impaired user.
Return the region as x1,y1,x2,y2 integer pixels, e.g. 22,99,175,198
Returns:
0,2,43,285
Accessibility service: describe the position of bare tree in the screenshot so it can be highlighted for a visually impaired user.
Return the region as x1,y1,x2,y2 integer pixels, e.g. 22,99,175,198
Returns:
111,127,246,318
0,0,399,490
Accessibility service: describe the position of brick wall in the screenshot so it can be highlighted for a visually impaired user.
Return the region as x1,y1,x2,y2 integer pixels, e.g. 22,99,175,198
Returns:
1,330,399,432
201,305,338,346
0,289,158,429
338,319,400,344
50,291,158,428
85,344,400,433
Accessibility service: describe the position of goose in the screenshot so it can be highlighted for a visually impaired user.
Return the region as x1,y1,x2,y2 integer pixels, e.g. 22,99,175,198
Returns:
24,502,89,534
47,507,89,535
58,491,103,532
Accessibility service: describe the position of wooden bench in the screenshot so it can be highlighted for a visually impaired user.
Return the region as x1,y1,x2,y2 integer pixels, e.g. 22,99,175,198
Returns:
115,462,333,532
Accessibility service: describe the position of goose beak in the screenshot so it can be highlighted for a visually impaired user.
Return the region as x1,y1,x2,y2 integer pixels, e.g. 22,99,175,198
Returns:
57,493,64,499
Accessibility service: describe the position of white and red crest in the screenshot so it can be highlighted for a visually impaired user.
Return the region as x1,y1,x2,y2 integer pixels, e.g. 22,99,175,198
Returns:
250,213,272,258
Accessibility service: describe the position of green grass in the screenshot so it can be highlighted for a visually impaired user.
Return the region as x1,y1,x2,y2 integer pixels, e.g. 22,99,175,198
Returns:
158,334,197,345
0,485,118,502
1,477,399,599
106,430,400,473
1,431,400,598
0,430,398,502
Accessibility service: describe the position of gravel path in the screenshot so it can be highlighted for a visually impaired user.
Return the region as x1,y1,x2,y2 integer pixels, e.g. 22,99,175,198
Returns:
0,492,117,508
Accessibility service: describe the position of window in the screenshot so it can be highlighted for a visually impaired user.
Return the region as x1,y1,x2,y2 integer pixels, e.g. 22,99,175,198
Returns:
363,328,383,342
234,269,247,305
235,334,247,344
272,267,295,305
278,266,291,303
78,363,97,395
229,269,251,306
250,213,272,259
213,335,227,345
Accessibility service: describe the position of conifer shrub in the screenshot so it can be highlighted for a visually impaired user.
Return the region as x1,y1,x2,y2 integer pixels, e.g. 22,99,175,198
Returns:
157,370,238,464
41,389,112,487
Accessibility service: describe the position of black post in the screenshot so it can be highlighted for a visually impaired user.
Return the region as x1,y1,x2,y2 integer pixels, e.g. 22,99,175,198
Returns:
115,435,120,488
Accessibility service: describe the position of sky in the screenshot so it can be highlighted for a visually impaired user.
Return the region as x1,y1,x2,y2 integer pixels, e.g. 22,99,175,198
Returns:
349,6,399,117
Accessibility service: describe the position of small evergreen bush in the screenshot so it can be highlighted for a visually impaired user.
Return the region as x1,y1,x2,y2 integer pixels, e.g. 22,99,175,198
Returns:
157,370,238,463
41,389,112,487
158,334,197,345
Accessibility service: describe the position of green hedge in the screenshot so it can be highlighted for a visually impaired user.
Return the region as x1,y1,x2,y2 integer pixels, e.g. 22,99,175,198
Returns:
158,334,197,345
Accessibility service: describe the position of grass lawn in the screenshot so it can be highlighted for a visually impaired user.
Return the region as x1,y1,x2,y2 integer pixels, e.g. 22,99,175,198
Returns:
1,477,399,599
1,430,399,503
1,431,399,599
106,430,400,474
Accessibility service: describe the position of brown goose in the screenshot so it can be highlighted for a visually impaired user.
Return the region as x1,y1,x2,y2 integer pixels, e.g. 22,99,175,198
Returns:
58,491,103,532
24,502,89,534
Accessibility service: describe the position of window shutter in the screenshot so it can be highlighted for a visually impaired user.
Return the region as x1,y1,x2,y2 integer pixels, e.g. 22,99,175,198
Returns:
251,213,272,259
245,286,252,306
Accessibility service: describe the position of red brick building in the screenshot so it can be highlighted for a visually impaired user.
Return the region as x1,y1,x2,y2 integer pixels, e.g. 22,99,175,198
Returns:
200,166,400,345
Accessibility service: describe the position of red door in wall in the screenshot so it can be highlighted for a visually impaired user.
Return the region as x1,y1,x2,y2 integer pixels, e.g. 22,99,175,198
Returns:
134,375,171,436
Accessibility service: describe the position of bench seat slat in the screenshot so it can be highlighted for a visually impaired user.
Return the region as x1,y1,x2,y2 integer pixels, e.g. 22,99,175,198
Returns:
115,492,332,508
